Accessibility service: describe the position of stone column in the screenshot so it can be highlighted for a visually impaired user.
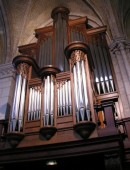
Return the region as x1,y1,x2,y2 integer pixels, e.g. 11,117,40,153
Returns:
0,63,15,138
110,37,130,118
0,63,15,120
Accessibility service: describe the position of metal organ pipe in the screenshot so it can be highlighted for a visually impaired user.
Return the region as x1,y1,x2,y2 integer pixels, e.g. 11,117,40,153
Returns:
43,75,55,126
50,75,54,125
27,86,41,121
18,77,27,131
51,6,70,71
73,57,90,122
64,42,93,124
10,74,22,132
9,63,29,132
89,34,115,94
73,65,79,120
28,87,32,120
57,80,72,117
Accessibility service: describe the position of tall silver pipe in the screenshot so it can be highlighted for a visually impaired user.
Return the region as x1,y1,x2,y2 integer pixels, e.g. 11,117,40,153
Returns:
46,76,50,114
31,88,35,120
89,41,100,94
76,61,84,106
81,60,91,120
28,87,32,120
105,76,110,92
35,89,39,120
62,83,66,115
34,88,38,119
65,81,69,115
38,89,41,119
73,65,80,122
73,65,79,111
50,75,54,115
10,74,20,131
11,74,20,119
92,37,104,93
109,75,115,91
81,60,88,108
68,80,72,114
14,74,22,120
57,86,60,116
95,77,100,94
44,78,47,125
44,78,47,115
59,83,63,115
100,76,106,93
37,89,40,119
18,78,26,131
28,88,32,112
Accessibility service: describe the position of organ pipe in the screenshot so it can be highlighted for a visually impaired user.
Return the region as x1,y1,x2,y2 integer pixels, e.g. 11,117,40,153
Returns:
88,34,116,94
57,80,72,116
64,42,94,123
39,66,60,127
18,78,27,131
27,86,41,121
9,63,30,132
51,6,70,71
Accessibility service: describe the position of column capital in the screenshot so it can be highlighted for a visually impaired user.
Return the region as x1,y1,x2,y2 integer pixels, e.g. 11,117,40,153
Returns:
110,37,130,54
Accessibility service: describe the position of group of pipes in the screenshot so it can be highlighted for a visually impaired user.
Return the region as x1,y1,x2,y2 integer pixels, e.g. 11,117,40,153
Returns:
73,58,91,123
57,80,72,116
9,74,27,132
27,86,41,121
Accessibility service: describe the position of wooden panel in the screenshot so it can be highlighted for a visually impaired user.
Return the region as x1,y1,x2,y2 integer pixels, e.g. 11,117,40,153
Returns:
86,26,107,35
24,120,40,128
24,120,41,134
57,115,73,129
56,71,70,81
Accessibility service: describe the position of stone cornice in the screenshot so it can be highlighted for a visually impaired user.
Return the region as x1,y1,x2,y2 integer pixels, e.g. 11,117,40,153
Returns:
109,37,130,54
0,63,15,79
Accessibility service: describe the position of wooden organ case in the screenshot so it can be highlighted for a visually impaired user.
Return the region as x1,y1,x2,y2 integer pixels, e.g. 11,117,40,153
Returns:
4,6,122,148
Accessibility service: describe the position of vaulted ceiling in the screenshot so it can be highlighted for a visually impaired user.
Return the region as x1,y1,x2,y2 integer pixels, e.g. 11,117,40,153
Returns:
0,0,130,64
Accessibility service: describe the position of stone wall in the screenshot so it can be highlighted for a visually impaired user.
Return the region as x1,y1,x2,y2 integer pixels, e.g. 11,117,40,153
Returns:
0,63,15,120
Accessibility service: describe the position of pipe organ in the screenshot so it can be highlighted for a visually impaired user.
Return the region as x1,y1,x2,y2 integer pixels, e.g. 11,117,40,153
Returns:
43,75,55,126
5,6,122,146
52,6,70,72
39,66,61,126
38,37,53,67
57,80,72,116
64,42,95,127
27,86,41,121
87,32,115,95
72,53,91,122
9,62,29,132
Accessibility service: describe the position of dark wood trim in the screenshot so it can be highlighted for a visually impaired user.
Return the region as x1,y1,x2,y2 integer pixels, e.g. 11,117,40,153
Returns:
12,55,39,73
39,65,61,78
86,26,107,35
18,43,37,54
35,26,53,38
0,134,122,165
68,17,88,27
51,6,70,21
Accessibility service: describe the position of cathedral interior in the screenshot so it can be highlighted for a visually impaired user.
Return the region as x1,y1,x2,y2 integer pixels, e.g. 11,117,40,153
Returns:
0,0,130,170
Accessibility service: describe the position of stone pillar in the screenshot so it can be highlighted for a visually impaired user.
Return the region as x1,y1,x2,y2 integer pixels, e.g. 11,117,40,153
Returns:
0,63,15,120
110,37,130,118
